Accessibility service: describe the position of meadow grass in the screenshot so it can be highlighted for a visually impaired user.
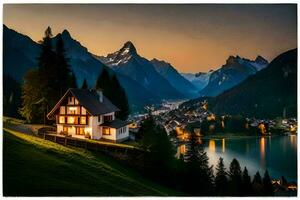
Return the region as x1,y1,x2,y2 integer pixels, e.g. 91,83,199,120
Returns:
3,129,180,196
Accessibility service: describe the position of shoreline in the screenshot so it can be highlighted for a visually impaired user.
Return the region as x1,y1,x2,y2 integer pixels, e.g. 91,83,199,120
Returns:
201,133,294,140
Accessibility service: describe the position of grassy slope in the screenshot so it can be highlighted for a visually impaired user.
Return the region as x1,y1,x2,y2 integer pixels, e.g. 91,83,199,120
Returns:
3,129,180,196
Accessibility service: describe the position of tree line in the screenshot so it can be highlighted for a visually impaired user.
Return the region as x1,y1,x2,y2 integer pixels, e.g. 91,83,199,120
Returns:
19,26,129,123
136,116,274,196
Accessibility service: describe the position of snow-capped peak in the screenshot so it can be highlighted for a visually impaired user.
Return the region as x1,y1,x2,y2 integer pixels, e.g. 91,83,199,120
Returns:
98,41,138,67
119,41,137,55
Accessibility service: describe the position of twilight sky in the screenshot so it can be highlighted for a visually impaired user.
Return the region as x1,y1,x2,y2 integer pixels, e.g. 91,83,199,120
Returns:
3,4,297,73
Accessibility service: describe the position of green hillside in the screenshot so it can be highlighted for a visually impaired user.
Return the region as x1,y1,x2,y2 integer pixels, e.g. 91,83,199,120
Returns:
210,48,297,118
3,129,180,196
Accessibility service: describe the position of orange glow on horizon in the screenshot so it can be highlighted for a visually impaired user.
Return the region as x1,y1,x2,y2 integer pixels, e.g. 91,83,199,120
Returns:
3,4,297,73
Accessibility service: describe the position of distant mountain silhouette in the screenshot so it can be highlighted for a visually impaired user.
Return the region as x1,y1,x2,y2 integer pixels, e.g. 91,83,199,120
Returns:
199,55,268,97
3,25,160,112
151,58,198,98
3,25,41,81
181,71,213,91
183,49,297,118
210,48,297,118
98,41,185,100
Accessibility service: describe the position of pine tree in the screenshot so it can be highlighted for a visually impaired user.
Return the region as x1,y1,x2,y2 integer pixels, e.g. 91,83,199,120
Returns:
38,26,59,119
95,68,130,119
19,69,43,123
185,133,214,195
228,158,242,195
55,34,72,95
252,171,263,195
95,68,111,93
215,157,228,196
20,27,56,123
138,115,176,185
70,72,78,88
81,79,88,89
241,167,253,196
262,170,274,196
20,26,78,123
110,75,130,120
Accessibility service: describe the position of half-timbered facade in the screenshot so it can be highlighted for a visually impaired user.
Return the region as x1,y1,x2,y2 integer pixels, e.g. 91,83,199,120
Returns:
47,88,130,142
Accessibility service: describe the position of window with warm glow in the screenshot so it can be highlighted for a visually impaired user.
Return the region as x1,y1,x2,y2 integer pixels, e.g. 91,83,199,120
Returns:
67,107,79,114
60,106,65,114
59,116,65,123
68,97,74,104
67,116,75,124
76,127,85,135
103,127,110,135
63,126,68,132
81,107,86,115
80,117,86,124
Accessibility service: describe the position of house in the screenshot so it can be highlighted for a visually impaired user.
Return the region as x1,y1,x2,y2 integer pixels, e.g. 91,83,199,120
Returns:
47,88,130,142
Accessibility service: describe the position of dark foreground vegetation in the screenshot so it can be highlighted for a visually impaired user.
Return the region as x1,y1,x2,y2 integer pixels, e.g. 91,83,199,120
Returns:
134,116,276,196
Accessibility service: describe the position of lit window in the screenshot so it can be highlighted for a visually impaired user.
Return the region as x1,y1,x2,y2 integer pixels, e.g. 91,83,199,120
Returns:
80,117,86,124
81,107,86,115
60,106,65,114
67,117,75,124
76,127,85,135
75,98,79,105
68,97,74,104
68,107,78,114
103,127,110,135
63,126,68,132
59,116,65,123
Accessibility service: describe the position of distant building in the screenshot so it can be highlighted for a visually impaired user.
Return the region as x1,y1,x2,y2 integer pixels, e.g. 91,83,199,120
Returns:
47,88,130,142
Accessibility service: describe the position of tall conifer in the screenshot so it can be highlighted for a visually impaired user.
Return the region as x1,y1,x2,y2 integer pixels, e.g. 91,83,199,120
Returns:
215,157,228,195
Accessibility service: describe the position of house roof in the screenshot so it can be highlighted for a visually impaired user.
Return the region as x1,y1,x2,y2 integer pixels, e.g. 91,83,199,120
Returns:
101,119,131,129
47,88,120,119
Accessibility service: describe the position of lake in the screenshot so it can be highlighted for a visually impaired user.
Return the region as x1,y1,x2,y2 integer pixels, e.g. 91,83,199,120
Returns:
177,135,297,182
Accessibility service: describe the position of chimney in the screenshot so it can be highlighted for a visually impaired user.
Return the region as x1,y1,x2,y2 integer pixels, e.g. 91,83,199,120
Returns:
97,89,103,103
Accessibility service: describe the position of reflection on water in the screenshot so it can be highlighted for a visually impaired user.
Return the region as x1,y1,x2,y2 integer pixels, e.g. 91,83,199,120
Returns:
260,137,265,167
208,140,216,152
290,135,297,150
222,138,225,153
177,135,297,181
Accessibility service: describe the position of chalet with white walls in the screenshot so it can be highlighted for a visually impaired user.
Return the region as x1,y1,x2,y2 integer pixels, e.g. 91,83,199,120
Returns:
47,88,130,143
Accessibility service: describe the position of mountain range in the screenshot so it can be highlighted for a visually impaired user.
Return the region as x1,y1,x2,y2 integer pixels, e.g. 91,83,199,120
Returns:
182,48,297,119
3,25,183,112
97,43,199,98
5,24,292,119
198,55,269,97
150,59,198,98
181,71,214,91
